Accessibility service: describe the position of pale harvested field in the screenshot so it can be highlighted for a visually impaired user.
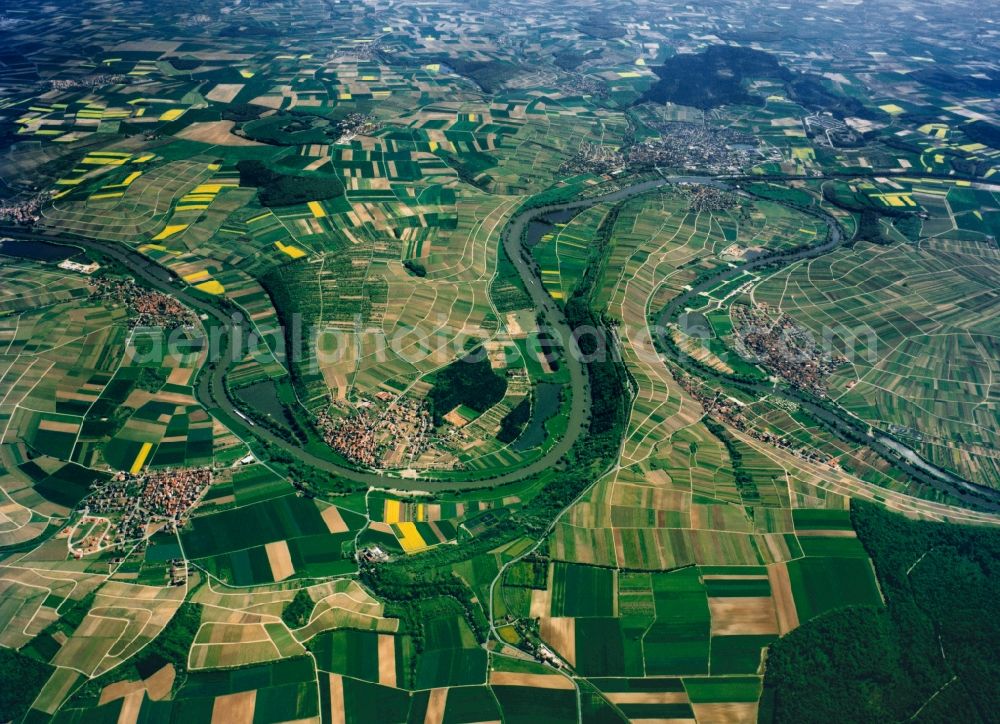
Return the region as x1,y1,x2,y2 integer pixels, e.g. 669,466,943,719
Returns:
767,562,800,634
529,568,552,618
424,687,447,724
205,84,244,103
328,674,345,724
539,616,575,666
176,121,262,146
113,40,180,53
794,529,857,537
211,689,256,724
144,663,176,700
321,504,348,533
264,540,295,581
490,671,575,690
117,690,144,724
37,419,80,434
99,679,144,706
443,408,470,427
708,597,779,636
250,95,284,110
167,367,195,385
123,389,194,408
691,702,758,723
378,633,397,687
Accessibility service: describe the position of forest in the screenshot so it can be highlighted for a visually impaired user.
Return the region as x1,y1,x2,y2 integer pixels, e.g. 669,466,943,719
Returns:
639,46,789,109
760,501,1000,723
0,647,53,722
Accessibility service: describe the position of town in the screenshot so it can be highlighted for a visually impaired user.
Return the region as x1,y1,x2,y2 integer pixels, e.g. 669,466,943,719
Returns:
626,121,768,174
48,74,130,91
559,142,625,176
677,183,742,212
90,275,197,329
77,467,212,550
0,191,51,225
732,303,847,397
318,394,432,469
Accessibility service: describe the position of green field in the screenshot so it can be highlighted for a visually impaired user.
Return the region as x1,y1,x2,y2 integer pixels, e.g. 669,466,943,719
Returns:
786,556,882,623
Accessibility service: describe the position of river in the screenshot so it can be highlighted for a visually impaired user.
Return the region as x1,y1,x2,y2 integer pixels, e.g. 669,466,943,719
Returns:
2,171,995,506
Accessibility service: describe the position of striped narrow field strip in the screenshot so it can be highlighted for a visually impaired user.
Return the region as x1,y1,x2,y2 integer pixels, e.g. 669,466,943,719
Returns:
130,442,154,474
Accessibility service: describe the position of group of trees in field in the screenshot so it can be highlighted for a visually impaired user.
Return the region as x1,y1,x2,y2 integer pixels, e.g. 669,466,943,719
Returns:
426,349,508,426
497,398,531,444
237,159,344,207
281,589,315,629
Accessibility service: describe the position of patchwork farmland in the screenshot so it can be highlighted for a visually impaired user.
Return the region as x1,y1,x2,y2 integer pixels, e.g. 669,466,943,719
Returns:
1,0,1000,722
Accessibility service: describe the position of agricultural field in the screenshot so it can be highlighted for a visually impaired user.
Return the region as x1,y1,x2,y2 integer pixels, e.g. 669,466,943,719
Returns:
754,230,1000,488
180,480,365,584
1,0,1000,722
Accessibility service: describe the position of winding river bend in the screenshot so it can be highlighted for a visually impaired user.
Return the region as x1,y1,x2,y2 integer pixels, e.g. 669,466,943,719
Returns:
3,173,997,507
